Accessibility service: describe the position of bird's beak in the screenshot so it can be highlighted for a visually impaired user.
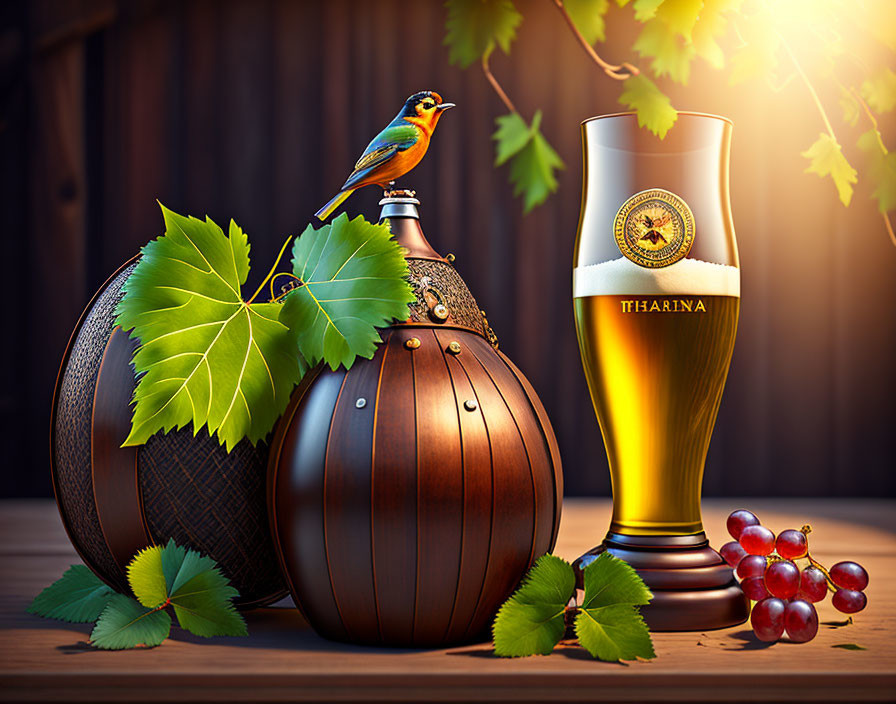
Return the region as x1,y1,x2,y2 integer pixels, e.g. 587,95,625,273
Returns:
436,102,456,111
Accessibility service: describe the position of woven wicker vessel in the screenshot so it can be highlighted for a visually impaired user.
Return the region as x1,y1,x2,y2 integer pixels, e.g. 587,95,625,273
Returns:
50,257,287,608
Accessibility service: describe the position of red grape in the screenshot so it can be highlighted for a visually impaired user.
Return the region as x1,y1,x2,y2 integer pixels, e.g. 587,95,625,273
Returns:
784,599,818,643
750,597,786,642
765,560,800,599
739,525,775,555
832,588,867,614
737,555,767,580
720,541,747,568
727,510,760,540
775,529,808,559
829,561,869,591
798,567,828,603
741,576,770,601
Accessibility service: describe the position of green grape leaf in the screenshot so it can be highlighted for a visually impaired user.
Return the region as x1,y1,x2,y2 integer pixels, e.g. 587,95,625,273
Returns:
616,0,632,7
90,594,172,650
801,133,858,207
115,205,306,451
280,214,415,370
632,0,664,22
858,130,896,214
126,539,247,638
574,552,655,662
860,68,896,114
27,565,115,623
633,19,695,84
839,87,860,127
691,0,741,69
444,0,523,68
492,555,576,657
857,128,885,155
654,0,704,41
580,552,653,608
169,569,247,637
496,111,564,213
618,74,678,138
493,111,564,211
493,111,538,166
870,155,896,215
127,545,167,608
565,0,610,45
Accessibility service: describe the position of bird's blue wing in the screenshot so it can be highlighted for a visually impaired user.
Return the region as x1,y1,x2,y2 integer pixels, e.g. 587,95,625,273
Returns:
341,123,419,189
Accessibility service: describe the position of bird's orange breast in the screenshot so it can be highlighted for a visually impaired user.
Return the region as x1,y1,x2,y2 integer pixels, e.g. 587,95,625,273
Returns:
353,129,431,188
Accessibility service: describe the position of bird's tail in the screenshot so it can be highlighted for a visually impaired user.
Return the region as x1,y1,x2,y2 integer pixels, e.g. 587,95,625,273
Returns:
315,189,354,221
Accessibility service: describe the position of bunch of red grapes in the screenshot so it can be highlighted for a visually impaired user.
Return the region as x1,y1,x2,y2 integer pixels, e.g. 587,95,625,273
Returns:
722,510,869,643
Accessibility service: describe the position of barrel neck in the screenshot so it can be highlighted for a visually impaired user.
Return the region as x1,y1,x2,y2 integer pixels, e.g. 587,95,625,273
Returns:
377,196,445,261
382,217,443,260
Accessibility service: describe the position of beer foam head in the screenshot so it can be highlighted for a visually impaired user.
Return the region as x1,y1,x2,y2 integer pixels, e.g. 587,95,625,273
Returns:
574,257,740,297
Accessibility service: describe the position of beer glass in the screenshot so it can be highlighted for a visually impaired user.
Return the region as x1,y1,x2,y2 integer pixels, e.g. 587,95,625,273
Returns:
572,112,749,631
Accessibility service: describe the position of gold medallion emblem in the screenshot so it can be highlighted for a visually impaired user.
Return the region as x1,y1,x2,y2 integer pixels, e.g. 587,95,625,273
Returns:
613,188,695,268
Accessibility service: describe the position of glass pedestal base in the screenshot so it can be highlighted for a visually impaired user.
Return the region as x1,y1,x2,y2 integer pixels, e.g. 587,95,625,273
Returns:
573,532,749,632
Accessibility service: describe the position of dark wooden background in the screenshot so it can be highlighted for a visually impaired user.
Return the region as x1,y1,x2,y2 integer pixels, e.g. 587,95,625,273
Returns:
2,0,895,499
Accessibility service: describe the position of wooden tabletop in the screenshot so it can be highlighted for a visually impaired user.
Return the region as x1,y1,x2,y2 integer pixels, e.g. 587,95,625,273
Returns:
1,498,893,702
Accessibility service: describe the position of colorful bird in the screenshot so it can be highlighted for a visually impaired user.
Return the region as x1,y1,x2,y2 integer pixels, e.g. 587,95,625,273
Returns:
315,91,455,220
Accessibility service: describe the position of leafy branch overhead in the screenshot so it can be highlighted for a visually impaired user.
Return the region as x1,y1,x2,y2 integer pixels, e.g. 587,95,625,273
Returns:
445,0,565,213
443,0,896,244
28,541,247,650
116,205,413,451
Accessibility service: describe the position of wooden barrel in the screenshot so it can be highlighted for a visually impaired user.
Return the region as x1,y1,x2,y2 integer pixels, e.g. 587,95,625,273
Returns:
50,257,287,608
267,204,563,646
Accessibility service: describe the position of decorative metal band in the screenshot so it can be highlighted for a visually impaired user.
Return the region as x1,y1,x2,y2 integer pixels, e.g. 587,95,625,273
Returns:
90,327,153,570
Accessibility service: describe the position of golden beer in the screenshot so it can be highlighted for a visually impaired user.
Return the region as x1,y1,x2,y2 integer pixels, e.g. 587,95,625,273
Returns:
574,293,739,535
571,112,748,630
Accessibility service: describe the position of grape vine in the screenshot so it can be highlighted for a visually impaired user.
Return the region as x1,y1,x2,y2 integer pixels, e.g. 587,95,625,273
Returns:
443,0,895,246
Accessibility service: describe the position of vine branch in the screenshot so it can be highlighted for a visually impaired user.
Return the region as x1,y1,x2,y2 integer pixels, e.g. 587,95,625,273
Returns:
482,47,518,114
248,234,293,304
780,38,836,140
849,86,889,155
269,272,304,303
551,0,639,80
846,88,896,247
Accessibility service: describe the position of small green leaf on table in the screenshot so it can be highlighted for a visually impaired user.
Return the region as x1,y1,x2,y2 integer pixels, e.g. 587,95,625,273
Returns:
128,539,247,638
27,565,115,623
114,204,306,451
91,593,172,650
801,133,858,207
280,213,415,371
493,555,576,657
574,552,655,662
618,74,677,139
444,0,523,68
29,541,246,650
